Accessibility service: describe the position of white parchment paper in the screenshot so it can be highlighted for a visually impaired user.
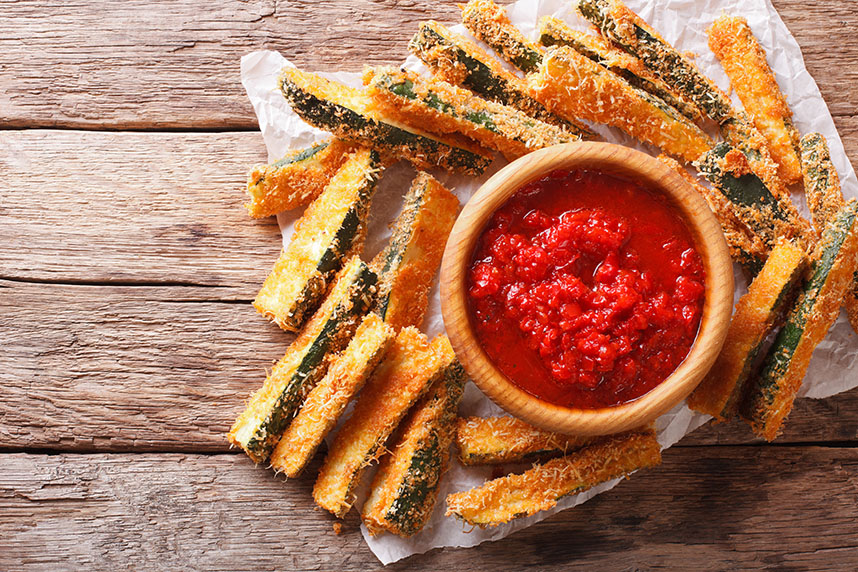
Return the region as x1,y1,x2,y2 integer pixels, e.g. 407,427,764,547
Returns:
240,0,858,564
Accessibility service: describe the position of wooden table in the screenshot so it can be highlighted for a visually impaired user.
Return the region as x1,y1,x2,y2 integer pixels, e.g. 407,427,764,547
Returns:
2,1,858,569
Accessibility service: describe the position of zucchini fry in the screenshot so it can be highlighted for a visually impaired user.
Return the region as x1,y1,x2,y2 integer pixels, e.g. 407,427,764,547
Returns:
245,138,358,218
742,200,858,441
528,46,712,163
577,0,789,199
658,154,767,274
688,239,807,420
537,17,703,124
460,0,543,74
456,416,594,466
229,257,377,463
801,133,858,332
313,331,455,517
365,67,577,161
279,67,492,176
408,21,593,138
361,355,466,537
253,147,382,332
269,313,395,478
370,171,459,330
446,429,661,527
694,143,813,253
708,15,801,186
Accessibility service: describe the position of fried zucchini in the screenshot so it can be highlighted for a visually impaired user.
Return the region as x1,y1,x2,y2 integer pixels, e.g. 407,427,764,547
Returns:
279,67,492,176
229,257,377,463
800,133,858,333
694,143,813,252
742,200,858,441
445,429,661,527
688,239,807,420
361,355,466,537
268,313,395,477
408,21,592,138
313,331,454,517
528,46,712,163
577,0,788,198
245,138,358,218
253,148,382,331
370,171,459,330
537,17,702,124
460,0,543,74
709,15,801,186
455,416,594,465
658,154,767,274
365,67,578,161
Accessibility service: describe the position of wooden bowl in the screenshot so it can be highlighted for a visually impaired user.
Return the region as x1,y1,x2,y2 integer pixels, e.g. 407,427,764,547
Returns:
440,142,734,436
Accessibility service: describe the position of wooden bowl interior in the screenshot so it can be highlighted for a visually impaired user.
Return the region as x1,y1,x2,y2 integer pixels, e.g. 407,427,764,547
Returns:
440,142,734,436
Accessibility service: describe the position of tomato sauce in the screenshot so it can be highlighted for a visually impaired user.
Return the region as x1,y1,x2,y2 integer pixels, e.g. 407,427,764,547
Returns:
467,169,705,409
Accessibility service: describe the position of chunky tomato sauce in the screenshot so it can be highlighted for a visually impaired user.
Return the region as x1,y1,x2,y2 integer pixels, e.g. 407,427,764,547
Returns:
467,169,705,409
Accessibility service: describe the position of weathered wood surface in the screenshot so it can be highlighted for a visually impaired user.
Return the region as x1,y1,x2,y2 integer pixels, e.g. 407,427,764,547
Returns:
0,130,278,292
0,1,856,129
2,447,857,570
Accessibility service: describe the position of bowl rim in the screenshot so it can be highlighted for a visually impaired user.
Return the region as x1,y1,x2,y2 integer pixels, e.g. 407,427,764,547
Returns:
440,141,734,436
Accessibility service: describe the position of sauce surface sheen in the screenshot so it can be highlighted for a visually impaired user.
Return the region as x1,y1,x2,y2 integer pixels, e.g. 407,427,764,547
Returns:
467,169,705,409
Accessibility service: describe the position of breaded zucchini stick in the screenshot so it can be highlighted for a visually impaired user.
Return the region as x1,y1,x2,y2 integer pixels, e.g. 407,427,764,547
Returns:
268,313,395,477
577,0,789,200
460,0,543,74
709,15,801,186
408,21,593,138
801,133,858,333
229,257,377,463
314,331,455,517
537,16,703,123
456,416,594,466
742,200,858,441
446,429,661,527
688,239,807,420
245,138,358,218
658,154,767,274
365,66,578,161
695,143,813,253
370,171,459,330
528,46,712,163
361,355,466,537
279,67,492,176
253,147,382,331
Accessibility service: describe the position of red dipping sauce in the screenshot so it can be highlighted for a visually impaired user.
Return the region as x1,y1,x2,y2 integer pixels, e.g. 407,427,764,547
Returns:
467,169,705,409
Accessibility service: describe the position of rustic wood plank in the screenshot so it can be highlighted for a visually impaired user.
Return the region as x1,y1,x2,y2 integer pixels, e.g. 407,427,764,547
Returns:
0,280,288,452
1,277,857,452
0,130,279,293
2,447,856,570
0,0,855,129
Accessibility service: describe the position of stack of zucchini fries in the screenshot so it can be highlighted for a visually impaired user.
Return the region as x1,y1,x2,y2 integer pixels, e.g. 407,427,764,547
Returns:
230,0,858,533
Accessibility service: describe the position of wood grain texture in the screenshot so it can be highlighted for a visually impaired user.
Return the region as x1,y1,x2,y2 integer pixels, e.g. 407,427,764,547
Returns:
0,130,278,292
2,447,857,570
0,280,288,452
0,1,855,129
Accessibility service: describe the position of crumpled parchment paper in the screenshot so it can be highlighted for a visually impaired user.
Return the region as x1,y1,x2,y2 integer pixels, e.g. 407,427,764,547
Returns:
240,0,858,564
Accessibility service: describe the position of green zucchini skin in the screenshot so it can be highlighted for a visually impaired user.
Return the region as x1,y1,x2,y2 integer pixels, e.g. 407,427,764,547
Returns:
577,0,733,124
231,258,377,463
253,148,381,332
278,69,492,176
694,142,809,253
742,201,858,440
409,21,592,139
362,359,466,536
537,17,702,123
460,0,543,74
